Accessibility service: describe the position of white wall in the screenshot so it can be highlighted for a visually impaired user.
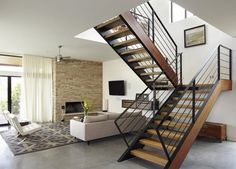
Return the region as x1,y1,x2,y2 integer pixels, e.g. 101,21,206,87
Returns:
103,59,146,113
103,0,236,140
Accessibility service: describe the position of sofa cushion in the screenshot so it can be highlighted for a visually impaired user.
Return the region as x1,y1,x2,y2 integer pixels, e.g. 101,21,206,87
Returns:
83,114,108,123
106,112,121,120
124,111,142,118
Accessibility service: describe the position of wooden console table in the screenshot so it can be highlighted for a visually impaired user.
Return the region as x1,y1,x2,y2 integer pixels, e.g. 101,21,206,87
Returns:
198,122,227,142
122,99,158,110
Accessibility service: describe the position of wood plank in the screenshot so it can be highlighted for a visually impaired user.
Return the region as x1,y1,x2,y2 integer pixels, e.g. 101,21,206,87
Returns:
120,12,178,86
168,80,232,169
121,48,146,55
112,38,140,48
96,17,121,29
160,112,192,119
105,28,131,40
147,129,182,140
170,113,192,119
128,56,152,63
155,120,190,131
131,149,168,166
140,72,162,76
139,138,176,151
174,104,201,110
173,97,205,102
178,90,209,94
146,77,168,82
134,64,159,69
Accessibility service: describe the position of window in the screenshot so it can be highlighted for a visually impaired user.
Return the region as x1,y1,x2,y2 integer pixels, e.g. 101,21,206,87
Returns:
0,57,22,126
170,2,193,23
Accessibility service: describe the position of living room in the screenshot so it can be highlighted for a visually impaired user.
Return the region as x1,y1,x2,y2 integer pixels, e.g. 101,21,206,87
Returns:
0,0,236,169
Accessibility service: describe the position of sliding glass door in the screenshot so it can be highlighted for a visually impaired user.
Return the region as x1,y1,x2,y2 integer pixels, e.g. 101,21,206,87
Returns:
0,76,22,126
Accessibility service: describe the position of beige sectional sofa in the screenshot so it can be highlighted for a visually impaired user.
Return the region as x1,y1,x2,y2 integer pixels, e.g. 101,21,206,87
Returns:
70,112,145,142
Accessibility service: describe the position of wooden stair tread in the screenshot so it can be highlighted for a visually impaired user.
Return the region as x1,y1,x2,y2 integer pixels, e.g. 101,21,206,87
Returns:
131,149,168,166
139,138,176,151
112,38,140,48
146,78,168,82
128,56,151,62
134,64,159,69
105,28,131,40
173,97,205,102
147,129,182,140
170,113,192,119
121,48,146,55
175,104,201,110
96,17,121,29
178,90,209,94
160,112,192,119
155,120,190,129
141,72,162,76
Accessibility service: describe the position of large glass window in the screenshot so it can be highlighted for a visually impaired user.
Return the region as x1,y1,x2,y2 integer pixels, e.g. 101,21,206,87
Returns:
11,77,21,115
0,62,22,126
170,2,193,23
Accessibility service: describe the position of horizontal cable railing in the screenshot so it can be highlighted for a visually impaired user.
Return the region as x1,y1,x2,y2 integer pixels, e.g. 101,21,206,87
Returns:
114,54,182,148
152,44,232,162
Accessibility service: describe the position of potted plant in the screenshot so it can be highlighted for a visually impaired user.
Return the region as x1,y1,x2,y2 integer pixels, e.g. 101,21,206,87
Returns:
82,99,92,116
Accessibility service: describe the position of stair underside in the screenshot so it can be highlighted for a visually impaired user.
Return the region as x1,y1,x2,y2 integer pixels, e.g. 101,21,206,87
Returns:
128,56,151,62
112,38,140,48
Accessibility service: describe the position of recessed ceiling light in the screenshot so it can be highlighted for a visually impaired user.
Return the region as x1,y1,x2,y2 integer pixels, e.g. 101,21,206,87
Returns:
75,28,107,44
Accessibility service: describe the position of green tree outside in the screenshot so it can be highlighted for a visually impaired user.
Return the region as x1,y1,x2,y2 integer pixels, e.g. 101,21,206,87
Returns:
12,83,21,114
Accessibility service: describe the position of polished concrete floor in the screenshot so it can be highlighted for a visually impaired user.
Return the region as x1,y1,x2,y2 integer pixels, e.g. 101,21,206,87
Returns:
0,129,236,169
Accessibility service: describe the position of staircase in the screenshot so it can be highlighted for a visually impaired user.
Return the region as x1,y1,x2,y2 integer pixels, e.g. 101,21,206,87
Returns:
95,2,179,89
95,2,232,169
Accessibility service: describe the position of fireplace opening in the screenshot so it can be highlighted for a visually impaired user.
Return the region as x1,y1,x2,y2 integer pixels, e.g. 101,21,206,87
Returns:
65,101,84,114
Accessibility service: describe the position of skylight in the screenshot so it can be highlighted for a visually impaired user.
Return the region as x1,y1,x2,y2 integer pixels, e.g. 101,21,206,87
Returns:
74,28,107,44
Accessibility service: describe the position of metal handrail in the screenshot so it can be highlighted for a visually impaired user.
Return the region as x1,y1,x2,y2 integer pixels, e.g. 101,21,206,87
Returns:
152,44,232,163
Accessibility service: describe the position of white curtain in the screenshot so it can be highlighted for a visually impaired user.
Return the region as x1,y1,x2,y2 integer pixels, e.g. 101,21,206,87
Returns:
22,55,53,122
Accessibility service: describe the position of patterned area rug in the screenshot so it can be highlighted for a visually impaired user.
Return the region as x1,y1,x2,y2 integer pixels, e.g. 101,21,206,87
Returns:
0,122,81,155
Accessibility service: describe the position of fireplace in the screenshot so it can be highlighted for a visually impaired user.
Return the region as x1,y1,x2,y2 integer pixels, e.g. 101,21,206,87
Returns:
65,101,84,114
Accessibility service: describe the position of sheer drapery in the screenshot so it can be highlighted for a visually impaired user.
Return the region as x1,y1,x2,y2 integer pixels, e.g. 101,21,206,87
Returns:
22,55,53,122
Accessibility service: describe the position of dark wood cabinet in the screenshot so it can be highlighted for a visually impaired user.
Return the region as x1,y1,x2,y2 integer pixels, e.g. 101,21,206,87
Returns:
198,122,227,142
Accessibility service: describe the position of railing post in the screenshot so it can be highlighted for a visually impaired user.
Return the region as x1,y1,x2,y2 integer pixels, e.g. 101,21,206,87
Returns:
192,80,196,123
180,53,183,85
217,46,221,80
152,82,156,117
229,49,232,80
152,10,155,43
176,54,178,83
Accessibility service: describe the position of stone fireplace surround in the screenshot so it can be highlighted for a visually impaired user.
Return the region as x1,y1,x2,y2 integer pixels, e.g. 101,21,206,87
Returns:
53,59,103,122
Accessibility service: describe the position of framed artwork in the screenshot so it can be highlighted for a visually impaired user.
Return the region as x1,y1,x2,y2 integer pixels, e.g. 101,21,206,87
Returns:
184,25,206,48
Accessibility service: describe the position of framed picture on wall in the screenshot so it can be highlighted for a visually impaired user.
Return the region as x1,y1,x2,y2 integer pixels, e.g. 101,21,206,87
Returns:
184,25,206,48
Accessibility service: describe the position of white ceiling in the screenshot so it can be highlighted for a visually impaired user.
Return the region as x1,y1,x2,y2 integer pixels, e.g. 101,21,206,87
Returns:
172,0,236,37
0,0,146,61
